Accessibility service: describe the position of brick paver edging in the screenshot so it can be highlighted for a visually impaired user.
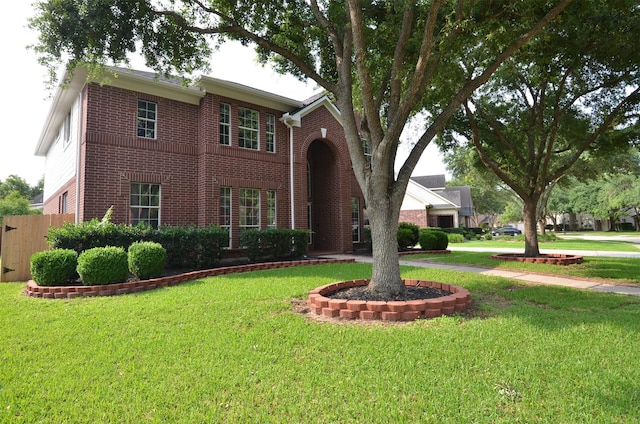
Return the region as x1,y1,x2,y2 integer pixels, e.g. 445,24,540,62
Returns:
25,258,355,299
491,253,584,265
308,279,472,321
399,249,451,256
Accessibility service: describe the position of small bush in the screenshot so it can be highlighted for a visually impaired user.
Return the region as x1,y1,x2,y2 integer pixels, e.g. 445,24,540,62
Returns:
397,222,420,250
397,228,415,250
419,229,449,250
30,249,78,286
77,246,129,285
419,232,438,250
485,233,493,240
447,233,465,243
128,241,167,279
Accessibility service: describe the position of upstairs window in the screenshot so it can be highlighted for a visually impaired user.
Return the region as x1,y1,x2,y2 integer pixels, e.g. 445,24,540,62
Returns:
63,111,72,148
137,100,157,139
219,103,231,145
362,137,372,164
266,114,276,153
238,107,259,150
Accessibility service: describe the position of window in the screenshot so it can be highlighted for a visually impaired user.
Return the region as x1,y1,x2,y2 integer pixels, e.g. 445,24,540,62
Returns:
239,188,260,234
266,113,276,152
306,161,312,198
362,137,372,164
267,190,276,228
238,107,259,150
63,111,71,148
130,183,161,228
60,192,68,214
351,197,360,242
137,100,157,139
220,186,232,247
219,103,231,145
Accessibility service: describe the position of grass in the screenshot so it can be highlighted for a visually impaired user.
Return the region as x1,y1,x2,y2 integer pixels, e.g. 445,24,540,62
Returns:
2,262,640,422
461,236,640,252
409,251,640,285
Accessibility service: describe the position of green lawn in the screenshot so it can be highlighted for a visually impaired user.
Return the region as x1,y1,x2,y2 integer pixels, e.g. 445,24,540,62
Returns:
2,263,640,423
408,251,640,285
461,237,640,252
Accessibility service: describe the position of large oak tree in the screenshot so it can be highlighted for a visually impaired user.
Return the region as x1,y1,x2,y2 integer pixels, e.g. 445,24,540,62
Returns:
30,0,572,296
440,1,640,256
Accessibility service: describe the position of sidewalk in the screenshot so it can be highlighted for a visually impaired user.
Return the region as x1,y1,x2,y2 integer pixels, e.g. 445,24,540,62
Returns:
324,253,640,297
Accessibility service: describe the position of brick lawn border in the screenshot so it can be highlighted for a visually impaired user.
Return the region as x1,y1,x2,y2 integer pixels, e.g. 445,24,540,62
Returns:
308,279,472,322
25,258,355,299
491,253,584,265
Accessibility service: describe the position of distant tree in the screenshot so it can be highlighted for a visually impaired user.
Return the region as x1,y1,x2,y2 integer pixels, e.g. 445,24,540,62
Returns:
441,1,640,256
0,175,32,200
29,0,573,297
499,201,523,227
0,192,42,227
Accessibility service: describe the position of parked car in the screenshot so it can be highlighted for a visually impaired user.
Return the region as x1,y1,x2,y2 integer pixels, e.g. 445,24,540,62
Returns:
491,227,522,236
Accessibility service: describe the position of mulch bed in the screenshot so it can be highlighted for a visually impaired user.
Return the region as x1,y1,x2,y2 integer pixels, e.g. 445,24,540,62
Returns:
327,285,450,302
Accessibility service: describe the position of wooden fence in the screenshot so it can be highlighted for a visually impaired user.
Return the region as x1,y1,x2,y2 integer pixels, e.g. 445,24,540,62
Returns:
0,214,75,282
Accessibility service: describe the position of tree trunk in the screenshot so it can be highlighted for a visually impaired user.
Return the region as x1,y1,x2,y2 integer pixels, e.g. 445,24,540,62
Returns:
523,199,541,257
366,193,405,297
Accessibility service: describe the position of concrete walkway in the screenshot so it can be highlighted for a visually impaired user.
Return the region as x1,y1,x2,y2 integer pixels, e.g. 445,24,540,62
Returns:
324,252,640,297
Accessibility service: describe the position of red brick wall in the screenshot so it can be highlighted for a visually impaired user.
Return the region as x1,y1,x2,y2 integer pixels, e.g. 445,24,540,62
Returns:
58,83,363,253
399,209,427,228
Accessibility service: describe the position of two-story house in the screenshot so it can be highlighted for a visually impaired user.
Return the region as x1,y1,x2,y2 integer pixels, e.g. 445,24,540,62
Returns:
34,67,365,253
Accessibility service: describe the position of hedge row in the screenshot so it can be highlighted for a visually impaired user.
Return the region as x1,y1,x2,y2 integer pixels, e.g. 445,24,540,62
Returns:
239,228,309,262
47,221,228,270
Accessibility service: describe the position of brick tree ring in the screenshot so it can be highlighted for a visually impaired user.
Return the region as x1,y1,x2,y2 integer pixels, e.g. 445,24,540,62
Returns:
490,253,584,265
307,279,472,322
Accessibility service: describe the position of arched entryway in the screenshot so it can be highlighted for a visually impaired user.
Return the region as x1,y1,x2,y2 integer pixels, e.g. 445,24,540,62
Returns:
307,139,342,252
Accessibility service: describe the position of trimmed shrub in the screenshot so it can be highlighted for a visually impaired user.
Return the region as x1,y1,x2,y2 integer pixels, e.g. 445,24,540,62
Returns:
447,233,465,243
128,241,167,279
485,233,493,240
397,222,420,250
419,229,449,250
30,249,78,286
77,246,129,285
419,231,438,250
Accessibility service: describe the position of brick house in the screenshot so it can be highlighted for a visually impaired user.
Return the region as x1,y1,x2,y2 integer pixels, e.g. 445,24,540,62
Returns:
399,175,473,228
34,67,365,253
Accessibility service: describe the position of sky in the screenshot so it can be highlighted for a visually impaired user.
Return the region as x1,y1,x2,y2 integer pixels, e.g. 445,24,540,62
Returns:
0,3,448,188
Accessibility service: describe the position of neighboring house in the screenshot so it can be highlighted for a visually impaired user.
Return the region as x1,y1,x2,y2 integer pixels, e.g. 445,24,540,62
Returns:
399,178,460,228
34,67,365,253
30,193,44,211
399,175,474,228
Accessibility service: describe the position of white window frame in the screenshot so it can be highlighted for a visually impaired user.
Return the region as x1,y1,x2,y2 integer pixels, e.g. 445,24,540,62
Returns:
267,190,276,228
266,113,276,153
238,107,259,150
219,186,232,248
351,197,360,243
63,110,72,149
239,188,260,234
137,100,157,139
219,102,231,145
130,183,161,228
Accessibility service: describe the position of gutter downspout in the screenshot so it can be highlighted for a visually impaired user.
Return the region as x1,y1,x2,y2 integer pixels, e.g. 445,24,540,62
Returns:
281,113,296,229
75,93,83,223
